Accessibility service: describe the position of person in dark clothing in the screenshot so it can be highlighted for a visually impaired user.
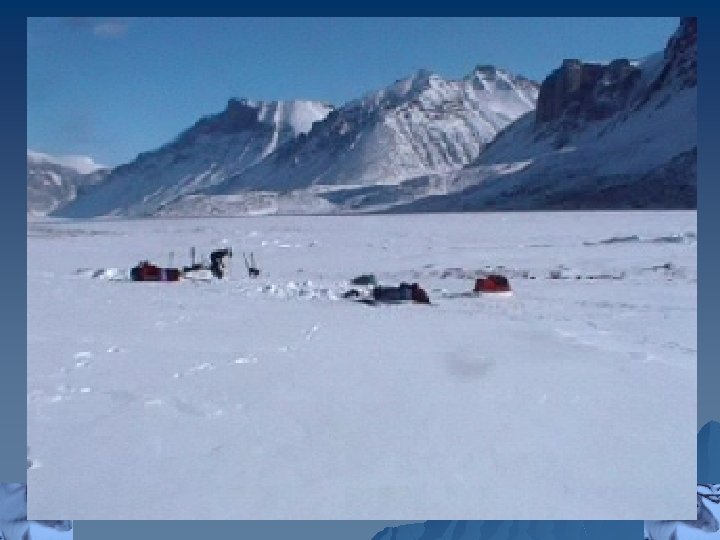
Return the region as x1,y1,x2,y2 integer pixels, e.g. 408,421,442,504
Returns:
210,248,232,279
409,283,431,304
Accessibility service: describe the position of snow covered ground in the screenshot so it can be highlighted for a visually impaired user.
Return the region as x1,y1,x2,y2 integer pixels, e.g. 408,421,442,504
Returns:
27,211,696,520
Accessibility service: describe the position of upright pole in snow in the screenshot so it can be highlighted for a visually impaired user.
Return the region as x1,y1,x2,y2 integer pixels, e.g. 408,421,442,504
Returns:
241,251,259,278
169,251,174,267
191,247,196,266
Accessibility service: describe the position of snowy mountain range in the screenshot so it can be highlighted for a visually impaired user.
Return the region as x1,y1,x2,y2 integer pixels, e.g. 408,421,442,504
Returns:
197,67,537,193
45,17,695,217
26,150,110,216
395,17,697,212
53,67,537,217
52,99,333,218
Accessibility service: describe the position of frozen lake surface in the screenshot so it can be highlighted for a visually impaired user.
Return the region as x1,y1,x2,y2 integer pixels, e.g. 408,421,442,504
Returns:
27,211,697,520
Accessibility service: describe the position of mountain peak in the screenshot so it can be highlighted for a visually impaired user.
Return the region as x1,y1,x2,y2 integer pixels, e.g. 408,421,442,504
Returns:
179,98,332,143
351,69,436,112
412,67,435,80
662,16,697,88
27,149,107,175
50,20,695,218
225,97,254,110
393,68,437,92
472,64,500,76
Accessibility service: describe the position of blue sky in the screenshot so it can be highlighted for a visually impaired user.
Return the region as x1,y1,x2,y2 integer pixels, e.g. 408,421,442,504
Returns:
27,17,679,167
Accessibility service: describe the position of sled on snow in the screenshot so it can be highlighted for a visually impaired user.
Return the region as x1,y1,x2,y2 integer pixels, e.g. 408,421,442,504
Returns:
343,282,431,305
473,275,512,296
439,275,514,298
130,261,181,282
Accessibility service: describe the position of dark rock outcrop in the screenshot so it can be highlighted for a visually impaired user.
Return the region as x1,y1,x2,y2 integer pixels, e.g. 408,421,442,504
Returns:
390,17,697,213
535,58,641,126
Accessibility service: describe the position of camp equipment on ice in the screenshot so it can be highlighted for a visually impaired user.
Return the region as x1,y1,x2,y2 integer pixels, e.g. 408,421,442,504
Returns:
350,274,377,286
372,282,431,304
372,285,412,302
128,246,233,282
474,275,511,293
243,252,260,278
345,282,431,305
130,261,181,282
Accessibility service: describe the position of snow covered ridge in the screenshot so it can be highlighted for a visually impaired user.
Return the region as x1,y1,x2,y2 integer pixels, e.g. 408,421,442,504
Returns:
55,66,537,218
53,99,333,218
53,18,694,217
217,66,538,194
393,17,697,212
27,150,111,216
172,98,334,148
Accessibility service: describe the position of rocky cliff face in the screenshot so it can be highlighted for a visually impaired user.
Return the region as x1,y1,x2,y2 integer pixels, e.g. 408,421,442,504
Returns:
536,16,695,130
637,16,696,111
536,58,641,126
